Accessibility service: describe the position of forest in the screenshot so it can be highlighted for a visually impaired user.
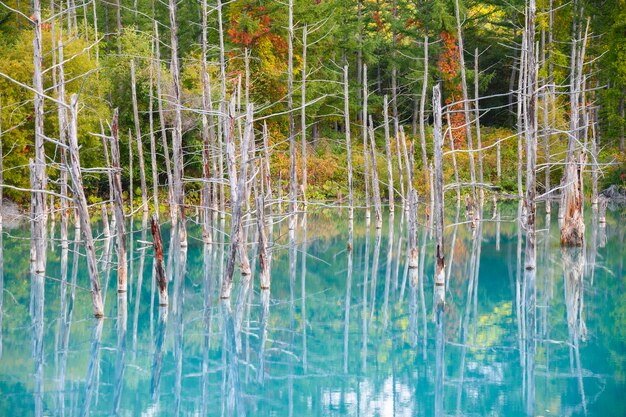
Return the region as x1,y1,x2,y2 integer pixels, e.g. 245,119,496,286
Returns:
0,0,625,416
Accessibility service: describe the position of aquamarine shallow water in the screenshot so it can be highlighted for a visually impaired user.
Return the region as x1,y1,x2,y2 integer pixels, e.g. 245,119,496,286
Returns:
0,202,624,416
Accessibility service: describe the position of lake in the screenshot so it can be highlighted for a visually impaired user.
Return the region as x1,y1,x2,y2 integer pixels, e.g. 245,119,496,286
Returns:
0,201,624,416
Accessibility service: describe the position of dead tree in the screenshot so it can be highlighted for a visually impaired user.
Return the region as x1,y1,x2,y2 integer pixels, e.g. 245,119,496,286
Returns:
474,49,484,201
148,38,160,217
130,59,148,212
363,64,370,219
419,36,429,184
201,0,213,244
287,0,297,230
383,95,395,213
150,215,168,306
256,174,271,290
368,116,383,229
301,25,308,209
169,0,186,239
31,0,48,310
560,154,585,246
454,0,478,203
432,85,445,307
154,22,174,221
344,65,354,220
220,104,254,298
524,0,538,269
110,110,128,294
66,94,104,317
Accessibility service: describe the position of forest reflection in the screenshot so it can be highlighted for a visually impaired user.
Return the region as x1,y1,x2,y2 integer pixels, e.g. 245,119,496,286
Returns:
0,202,623,416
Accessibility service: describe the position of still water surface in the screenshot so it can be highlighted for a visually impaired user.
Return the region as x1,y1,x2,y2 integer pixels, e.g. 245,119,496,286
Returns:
0,202,624,416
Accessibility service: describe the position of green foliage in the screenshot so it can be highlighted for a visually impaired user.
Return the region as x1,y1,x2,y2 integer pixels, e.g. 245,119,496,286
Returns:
0,24,108,203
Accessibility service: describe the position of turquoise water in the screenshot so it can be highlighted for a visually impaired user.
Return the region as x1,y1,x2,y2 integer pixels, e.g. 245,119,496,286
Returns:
0,202,624,416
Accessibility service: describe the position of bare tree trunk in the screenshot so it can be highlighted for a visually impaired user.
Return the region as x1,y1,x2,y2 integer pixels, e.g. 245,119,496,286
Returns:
150,215,168,306
0,95,3,231
561,17,590,223
31,0,49,325
256,170,270,290
92,0,99,66
619,89,626,152
344,65,354,220
148,39,159,217
363,64,371,219
454,0,478,203
591,109,599,206
130,59,148,212
262,122,274,244
517,32,527,199
217,0,227,220
561,154,585,247
368,116,383,229
66,94,104,317
432,85,445,307
154,22,174,221
419,36,429,182
116,0,121,55
446,111,461,202
220,104,254,298
474,49,484,201
201,0,212,244
287,0,297,230
110,110,128,294
301,25,308,210
383,95,395,213
169,0,186,242
128,129,134,212
524,0,538,271
357,0,363,106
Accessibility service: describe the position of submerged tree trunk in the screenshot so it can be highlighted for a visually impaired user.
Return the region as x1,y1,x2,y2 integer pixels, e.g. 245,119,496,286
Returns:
31,0,48,324
368,116,383,229
432,85,445,306
169,0,186,242
150,215,168,306
287,0,297,230
301,25,308,210
111,110,128,294
66,95,104,317
560,154,585,247
221,104,253,298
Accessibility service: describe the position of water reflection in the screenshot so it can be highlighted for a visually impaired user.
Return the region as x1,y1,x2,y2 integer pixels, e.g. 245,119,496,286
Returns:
0,204,623,416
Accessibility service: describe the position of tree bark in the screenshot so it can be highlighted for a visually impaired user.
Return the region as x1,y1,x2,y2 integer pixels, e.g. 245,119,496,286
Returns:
110,110,128,294
154,21,174,221
419,36,429,183
130,59,148,212
150,215,168,306
362,64,370,219
383,95,395,213
169,0,186,242
287,0,297,230
432,85,445,307
31,0,49,323
301,25,308,210
368,116,383,229
344,65,354,220
454,0,478,203
66,95,104,317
